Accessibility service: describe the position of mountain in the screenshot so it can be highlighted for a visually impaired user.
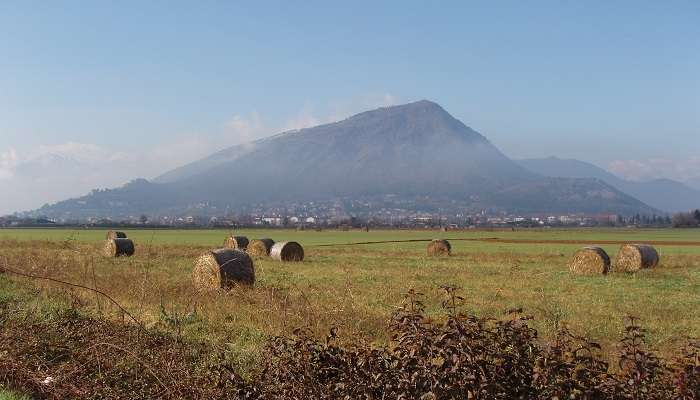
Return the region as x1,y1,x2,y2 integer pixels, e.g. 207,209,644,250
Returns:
517,157,624,186
161,101,536,200
34,101,656,219
518,157,700,212
685,177,700,192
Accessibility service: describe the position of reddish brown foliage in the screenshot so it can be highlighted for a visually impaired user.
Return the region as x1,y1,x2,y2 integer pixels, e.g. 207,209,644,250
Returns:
241,288,699,399
1,288,698,399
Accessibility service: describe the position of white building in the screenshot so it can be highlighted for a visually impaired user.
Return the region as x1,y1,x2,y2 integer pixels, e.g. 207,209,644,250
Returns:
262,217,282,226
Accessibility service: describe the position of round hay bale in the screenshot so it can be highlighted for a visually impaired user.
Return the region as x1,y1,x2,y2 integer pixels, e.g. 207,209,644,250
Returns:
614,244,659,272
223,235,249,250
427,239,451,256
568,246,610,275
270,241,304,262
193,248,255,290
103,238,135,257
106,230,127,240
248,238,275,257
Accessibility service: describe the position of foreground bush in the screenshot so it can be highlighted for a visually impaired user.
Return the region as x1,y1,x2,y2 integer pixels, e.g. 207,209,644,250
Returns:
241,288,699,399
1,288,698,399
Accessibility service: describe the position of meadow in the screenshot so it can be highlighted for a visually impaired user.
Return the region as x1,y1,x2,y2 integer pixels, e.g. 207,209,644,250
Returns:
1,227,698,366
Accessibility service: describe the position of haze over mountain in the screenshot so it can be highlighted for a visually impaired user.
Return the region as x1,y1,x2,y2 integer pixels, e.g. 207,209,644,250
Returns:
32,101,656,219
518,157,700,212
685,177,700,192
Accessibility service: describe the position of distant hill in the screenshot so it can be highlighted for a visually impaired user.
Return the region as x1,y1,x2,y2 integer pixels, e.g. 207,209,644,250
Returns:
518,157,700,212
34,101,656,218
685,177,700,192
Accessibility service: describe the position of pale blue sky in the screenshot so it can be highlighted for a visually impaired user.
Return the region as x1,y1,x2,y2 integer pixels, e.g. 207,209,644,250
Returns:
0,1,699,213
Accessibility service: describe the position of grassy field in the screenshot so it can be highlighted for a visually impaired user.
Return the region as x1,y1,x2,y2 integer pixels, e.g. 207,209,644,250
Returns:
3,226,700,247
1,227,698,371
0,387,30,400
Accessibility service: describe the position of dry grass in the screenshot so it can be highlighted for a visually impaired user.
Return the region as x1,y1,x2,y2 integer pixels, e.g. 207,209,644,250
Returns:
0,230,698,368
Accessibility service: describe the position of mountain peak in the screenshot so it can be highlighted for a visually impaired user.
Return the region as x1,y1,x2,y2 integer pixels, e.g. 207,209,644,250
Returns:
356,99,446,117
398,99,442,109
334,99,487,145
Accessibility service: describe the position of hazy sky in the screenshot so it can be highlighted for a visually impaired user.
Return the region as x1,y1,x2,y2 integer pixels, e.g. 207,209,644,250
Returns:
1,1,699,214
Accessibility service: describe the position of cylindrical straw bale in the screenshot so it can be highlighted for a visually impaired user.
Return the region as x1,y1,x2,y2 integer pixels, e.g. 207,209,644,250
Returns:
248,238,275,257
270,241,304,262
223,236,249,250
192,248,255,290
568,246,610,275
614,244,659,272
103,238,135,257
106,230,127,240
427,239,451,256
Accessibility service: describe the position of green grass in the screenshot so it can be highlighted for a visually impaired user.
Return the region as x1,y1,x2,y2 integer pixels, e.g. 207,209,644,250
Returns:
0,227,698,365
0,387,31,400
2,226,700,253
2,226,700,243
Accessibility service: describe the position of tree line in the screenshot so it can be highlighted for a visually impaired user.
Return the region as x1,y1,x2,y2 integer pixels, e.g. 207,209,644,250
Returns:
672,209,700,227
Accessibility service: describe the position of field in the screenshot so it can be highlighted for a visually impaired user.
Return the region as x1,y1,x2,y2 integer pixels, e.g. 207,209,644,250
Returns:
1,227,698,362
2,227,699,397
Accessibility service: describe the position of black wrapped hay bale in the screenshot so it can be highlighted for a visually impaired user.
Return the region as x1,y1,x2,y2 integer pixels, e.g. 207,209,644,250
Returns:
103,238,135,257
223,235,249,250
614,244,659,272
193,248,255,290
248,238,275,257
427,239,451,256
270,241,304,262
568,246,610,275
106,230,127,240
